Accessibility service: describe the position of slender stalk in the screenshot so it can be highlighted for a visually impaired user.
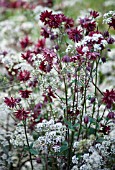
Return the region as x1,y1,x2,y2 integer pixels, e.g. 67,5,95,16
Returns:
23,120,34,170
92,58,100,118
68,70,78,170
92,80,103,96
77,62,87,141
95,104,100,136
63,77,69,140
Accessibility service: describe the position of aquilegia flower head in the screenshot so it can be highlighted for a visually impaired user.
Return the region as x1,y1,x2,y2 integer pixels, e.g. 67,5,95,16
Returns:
19,90,32,98
40,10,53,25
17,70,31,82
79,17,96,32
67,27,83,42
107,112,115,119
4,97,18,108
14,109,30,120
90,10,99,18
21,50,34,65
102,89,115,108
20,36,32,49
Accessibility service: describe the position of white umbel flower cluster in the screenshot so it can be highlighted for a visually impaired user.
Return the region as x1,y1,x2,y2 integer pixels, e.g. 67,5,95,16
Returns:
103,10,115,24
10,124,33,147
34,119,66,152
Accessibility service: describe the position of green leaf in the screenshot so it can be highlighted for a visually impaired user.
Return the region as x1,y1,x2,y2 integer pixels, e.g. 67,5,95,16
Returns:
30,149,38,155
64,119,74,131
60,142,68,153
88,127,95,135
89,117,96,124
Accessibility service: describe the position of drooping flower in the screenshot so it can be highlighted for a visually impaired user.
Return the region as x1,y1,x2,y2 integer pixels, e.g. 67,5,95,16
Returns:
102,89,115,108
39,48,56,73
39,60,52,73
67,27,83,42
90,10,99,18
14,109,30,120
108,16,115,29
20,36,32,49
33,102,42,119
41,27,51,38
17,70,31,82
84,116,89,124
79,17,96,32
19,90,32,98
21,50,34,65
34,38,46,54
43,87,56,103
100,124,110,135
107,112,115,119
4,97,18,108
62,55,71,63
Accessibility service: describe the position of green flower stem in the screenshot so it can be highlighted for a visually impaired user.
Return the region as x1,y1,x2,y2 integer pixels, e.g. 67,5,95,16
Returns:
77,62,87,141
23,120,34,170
92,58,100,118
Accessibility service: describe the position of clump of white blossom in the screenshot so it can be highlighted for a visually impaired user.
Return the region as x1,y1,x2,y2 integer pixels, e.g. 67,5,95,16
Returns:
103,10,115,24
10,124,33,147
71,135,115,170
34,119,66,153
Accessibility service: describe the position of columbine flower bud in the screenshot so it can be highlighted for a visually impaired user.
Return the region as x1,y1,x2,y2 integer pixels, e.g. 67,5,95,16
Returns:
36,157,41,164
90,97,95,104
101,57,106,63
62,55,70,63
84,116,89,124
107,112,115,119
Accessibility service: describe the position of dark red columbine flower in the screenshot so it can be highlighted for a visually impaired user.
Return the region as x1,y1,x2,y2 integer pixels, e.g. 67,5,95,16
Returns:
102,89,115,108
79,17,96,32
4,97,17,108
64,17,74,29
20,36,32,49
34,38,46,54
41,27,51,38
76,45,84,55
17,70,31,82
90,10,99,18
43,87,56,103
67,27,83,42
39,60,52,73
40,10,53,25
15,109,30,120
21,50,34,65
100,124,110,135
107,36,115,44
39,48,56,73
19,90,32,98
